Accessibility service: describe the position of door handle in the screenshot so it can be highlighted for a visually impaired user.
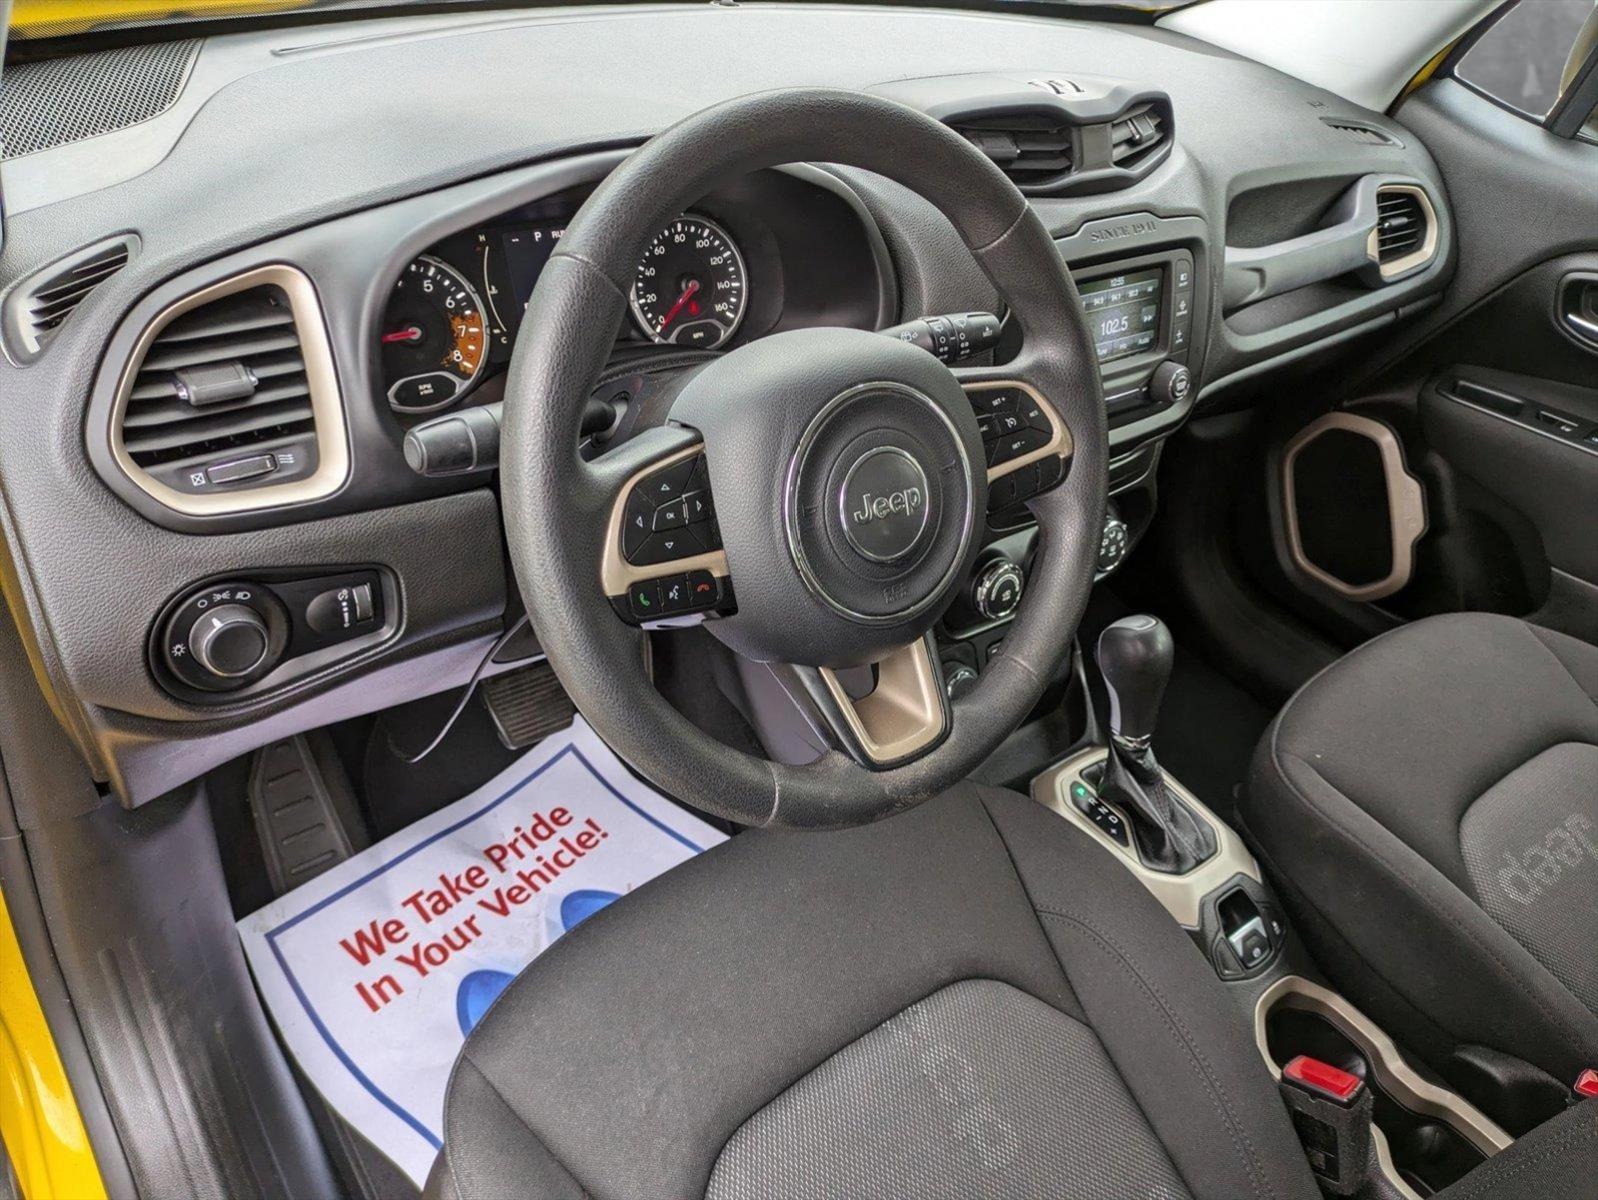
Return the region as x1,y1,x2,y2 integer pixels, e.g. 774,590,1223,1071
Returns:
1556,271,1598,353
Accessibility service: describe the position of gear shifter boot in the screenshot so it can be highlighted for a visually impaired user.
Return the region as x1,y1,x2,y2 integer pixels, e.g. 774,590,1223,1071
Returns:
1098,740,1218,874
1095,614,1219,875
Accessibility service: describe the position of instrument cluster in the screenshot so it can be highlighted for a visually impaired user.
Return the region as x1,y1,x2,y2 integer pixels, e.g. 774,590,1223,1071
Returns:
380,210,752,415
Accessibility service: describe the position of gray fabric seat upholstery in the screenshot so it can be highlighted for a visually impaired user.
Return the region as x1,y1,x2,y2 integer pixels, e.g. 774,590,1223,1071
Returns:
1243,613,1598,1096
427,783,1321,1200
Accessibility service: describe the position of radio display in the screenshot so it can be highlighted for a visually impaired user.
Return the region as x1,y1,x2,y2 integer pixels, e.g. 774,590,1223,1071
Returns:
1079,268,1162,365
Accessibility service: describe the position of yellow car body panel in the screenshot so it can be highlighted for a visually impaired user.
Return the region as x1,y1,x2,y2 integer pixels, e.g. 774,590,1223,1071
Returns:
0,889,105,1200
10,1,319,40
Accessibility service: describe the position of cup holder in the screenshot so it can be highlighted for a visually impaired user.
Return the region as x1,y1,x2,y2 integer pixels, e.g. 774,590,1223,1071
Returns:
1256,977,1512,1197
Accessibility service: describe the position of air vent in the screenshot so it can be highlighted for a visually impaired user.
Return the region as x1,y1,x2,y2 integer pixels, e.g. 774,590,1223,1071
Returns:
1373,187,1436,277
109,265,348,516
122,285,313,468
3,235,137,362
1110,104,1166,167
952,114,1074,191
1322,118,1401,147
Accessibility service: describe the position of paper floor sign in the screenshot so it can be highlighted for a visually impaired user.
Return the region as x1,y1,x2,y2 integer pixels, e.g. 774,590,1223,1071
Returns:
237,717,725,1186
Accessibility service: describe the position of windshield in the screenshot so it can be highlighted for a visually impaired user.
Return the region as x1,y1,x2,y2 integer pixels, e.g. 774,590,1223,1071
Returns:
9,0,1202,42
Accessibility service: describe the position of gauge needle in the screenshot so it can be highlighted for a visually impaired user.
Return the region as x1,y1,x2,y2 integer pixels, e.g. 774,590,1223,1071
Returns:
382,325,424,344
657,280,701,332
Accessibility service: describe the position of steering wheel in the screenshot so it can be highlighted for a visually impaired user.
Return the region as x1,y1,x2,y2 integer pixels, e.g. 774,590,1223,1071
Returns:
501,89,1106,829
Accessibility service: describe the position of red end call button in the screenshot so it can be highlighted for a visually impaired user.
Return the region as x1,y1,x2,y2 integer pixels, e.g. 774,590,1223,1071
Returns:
1283,1055,1364,1105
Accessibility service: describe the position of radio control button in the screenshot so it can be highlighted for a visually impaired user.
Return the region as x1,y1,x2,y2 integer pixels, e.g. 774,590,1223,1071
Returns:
631,531,696,565
968,387,1020,415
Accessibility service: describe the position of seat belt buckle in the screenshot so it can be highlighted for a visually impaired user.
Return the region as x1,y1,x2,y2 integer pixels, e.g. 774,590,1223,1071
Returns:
1570,1068,1598,1108
1279,1055,1374,1196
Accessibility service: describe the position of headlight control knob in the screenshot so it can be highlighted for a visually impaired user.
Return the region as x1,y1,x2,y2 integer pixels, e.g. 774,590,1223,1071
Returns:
972,560,1025,622
188,604,271,678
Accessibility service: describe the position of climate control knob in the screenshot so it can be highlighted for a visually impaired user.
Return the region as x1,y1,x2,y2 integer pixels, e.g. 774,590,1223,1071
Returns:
187,604,270,679
1151,360,1192,407
972,560,1025,622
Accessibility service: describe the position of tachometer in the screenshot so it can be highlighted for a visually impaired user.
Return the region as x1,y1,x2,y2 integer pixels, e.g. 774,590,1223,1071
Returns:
380,255,489,413
629,215,747,349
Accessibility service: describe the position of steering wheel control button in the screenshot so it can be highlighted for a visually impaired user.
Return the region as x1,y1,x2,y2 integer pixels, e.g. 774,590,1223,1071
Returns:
838,446,931,564
972,560,1025,622
626,579,660,619
969,386,1021,415
189,604,270,678
652,498,689,531
620,453,720,569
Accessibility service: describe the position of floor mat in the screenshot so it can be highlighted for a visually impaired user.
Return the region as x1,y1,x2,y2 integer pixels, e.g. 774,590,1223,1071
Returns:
237,717,726,1188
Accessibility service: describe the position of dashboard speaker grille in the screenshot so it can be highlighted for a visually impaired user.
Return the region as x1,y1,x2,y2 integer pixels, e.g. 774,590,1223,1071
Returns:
0,40,199,159
122,284,315,468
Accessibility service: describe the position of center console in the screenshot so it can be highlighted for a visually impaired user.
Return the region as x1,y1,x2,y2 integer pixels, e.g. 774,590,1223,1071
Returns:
1030,612,1523,1199
935,214,1207,704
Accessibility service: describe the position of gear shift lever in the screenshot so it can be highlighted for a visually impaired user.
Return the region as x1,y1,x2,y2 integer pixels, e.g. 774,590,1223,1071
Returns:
1096,615,1217,874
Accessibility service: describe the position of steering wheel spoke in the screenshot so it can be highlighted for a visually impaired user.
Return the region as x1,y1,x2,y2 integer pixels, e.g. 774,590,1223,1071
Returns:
780,634,950,769
953,369,1076,511
597,431,735,627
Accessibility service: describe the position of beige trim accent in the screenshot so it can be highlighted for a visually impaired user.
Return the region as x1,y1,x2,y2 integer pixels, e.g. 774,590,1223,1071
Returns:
107,264,350,516
962,379,1074,483
600,441,729,596
1031,747,1260,928
1367,185,1439,279
1282,412,1426,603
1371,1128,1423,1200
1254,976,1513,1164
818,637,945,765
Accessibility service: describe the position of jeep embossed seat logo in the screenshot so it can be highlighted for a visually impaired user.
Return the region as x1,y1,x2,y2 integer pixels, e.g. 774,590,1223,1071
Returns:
838,447,931,564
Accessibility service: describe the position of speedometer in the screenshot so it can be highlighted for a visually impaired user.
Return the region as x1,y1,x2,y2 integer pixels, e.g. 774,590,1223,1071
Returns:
629,215,748,349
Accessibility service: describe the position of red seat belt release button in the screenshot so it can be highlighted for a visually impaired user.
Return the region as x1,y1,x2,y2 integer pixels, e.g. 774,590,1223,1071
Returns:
1574,1068,1598,1100
1283,1055,1365,1106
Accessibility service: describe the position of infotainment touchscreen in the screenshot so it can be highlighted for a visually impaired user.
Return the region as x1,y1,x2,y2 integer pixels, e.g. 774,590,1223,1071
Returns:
1078,268,1162,364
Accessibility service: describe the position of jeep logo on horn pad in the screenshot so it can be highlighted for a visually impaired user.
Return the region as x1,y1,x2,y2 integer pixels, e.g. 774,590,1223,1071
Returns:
838,447,931,563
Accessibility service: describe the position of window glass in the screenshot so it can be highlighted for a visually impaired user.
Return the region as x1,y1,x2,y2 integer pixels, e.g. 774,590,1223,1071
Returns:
1455,0,1598,119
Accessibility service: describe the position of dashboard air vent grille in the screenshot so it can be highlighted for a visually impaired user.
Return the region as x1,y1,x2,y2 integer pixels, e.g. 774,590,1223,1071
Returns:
121,284,314,468
1109,104,1166,167
952,114,1074,190
1375,190,1427,265
13,238,133,356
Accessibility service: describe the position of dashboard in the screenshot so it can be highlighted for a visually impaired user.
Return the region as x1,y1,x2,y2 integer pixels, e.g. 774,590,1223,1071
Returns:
0,2,1455,805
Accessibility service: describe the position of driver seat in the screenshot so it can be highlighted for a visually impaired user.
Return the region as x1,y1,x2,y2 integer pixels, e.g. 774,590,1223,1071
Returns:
425,784,1319,1200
